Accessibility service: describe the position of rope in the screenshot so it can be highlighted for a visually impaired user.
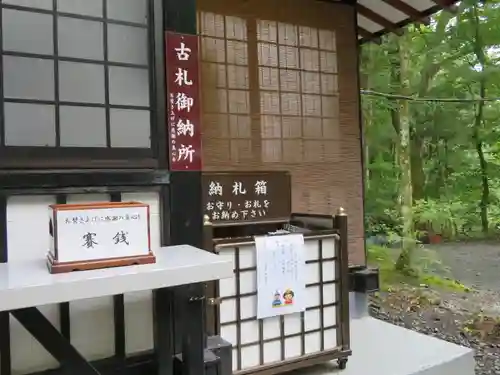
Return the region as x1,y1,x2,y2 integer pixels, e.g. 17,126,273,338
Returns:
361,89,500,103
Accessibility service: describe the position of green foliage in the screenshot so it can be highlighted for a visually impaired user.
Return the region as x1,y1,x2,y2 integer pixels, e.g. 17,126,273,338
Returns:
413,198,466,238
363,1,500,258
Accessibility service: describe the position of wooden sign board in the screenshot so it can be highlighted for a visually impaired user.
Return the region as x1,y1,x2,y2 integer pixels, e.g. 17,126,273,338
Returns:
166,32,202,171
202,171,291,226
47,202,155,274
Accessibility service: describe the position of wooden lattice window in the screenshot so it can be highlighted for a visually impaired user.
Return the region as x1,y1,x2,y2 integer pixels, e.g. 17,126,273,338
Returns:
257,21,339,163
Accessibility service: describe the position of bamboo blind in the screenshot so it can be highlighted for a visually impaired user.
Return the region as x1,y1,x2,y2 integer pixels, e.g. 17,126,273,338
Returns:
197,0,365,265
257,21,339,164
199,12,252,165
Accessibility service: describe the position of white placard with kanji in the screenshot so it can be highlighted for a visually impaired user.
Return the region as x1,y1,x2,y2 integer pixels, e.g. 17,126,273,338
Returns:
51,206,150,263
255,234,306,319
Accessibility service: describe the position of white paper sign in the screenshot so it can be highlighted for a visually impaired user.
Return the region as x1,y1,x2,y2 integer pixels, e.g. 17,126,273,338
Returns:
52,205,150,263
255,233,306,319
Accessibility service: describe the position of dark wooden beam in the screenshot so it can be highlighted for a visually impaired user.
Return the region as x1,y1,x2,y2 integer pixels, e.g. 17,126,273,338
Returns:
357,26,373,39
357,27,381,45
381,0,430,25
432,0,458,13
357,3,403,35
421,16,431,25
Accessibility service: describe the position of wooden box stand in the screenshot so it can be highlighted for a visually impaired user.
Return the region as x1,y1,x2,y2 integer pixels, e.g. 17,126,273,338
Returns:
47,202,156,274
47,251,156,274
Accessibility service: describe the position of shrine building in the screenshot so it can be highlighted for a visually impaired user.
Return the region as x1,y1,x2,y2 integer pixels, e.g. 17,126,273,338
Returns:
0,2,474,375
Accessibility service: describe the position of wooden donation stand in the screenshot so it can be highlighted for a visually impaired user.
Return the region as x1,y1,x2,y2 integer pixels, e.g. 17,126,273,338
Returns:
47,202,156,274
202,171,351,374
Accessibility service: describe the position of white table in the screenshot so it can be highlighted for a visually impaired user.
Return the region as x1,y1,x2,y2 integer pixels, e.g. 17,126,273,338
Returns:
0,245,233,375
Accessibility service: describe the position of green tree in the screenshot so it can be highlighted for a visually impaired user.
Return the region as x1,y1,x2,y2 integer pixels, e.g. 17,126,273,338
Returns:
362,0,500,271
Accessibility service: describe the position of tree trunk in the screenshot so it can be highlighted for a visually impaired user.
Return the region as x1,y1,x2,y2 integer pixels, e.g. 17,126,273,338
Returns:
395,33,415,274
408,9,461,201
475,128,489,233
363,44,376,189
410,134,425,200
472,80,488,234
471,2,489,234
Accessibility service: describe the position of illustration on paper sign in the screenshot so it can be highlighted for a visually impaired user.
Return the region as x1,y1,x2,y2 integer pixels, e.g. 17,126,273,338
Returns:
272,289,295,307
283,289,294,305
283,289,295,305
272,290,283,307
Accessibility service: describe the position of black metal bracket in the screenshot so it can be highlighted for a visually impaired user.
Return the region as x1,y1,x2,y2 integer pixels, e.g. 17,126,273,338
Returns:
174,350,219,375
154,287,175,375
348,266,380,293
11,307,101,375
0,311,11,375
316,0,354,5
176,284,206,375
337,0,356,5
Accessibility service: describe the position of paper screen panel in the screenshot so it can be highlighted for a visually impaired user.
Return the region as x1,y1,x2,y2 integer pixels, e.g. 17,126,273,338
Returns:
284,312,301,335
220,298,237,324
232,348,238,371
241,320,260,344
324,328,337,350
241,345,260,369
284,335,302,359
263,340,281,363
7,195,60,373
305,262,320,284
65,194,115,361
304,332,321,354
217,236,341,371
240,244,256,267
322,238,336,258
304,238,320,261
263,316,281,339
121,192,160,354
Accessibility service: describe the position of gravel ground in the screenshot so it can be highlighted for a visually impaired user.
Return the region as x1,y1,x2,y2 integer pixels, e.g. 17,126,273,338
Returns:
430,242,500,291
370,242,500,375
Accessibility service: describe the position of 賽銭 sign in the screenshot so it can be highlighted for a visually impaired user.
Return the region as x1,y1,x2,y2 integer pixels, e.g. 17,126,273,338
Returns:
202,171,291,225
47,202,154,273
166,32,202,171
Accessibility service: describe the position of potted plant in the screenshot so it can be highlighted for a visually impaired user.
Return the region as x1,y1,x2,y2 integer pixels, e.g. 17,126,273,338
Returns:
413,199,458,244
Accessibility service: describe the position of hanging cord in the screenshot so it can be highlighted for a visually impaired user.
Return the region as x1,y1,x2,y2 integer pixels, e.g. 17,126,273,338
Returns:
361,89,500,103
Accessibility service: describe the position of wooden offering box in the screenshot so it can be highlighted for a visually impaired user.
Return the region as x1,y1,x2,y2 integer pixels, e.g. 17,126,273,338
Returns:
47,202,155,274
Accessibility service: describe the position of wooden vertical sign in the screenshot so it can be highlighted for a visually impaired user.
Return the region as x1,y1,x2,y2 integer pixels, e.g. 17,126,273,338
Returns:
165,32,202,171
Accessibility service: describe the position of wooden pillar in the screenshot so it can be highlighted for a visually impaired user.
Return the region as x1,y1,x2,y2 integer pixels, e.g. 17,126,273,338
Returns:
163,1,206,375
164,0,202,258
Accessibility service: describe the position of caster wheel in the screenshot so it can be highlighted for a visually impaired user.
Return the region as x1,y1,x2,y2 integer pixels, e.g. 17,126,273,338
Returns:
338,358,348,370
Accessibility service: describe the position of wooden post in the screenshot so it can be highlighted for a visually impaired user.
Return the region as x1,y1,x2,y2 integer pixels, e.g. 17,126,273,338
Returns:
335,207,350,359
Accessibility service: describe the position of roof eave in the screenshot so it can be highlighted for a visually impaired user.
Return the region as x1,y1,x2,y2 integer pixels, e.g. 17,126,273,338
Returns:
358,0,459,44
